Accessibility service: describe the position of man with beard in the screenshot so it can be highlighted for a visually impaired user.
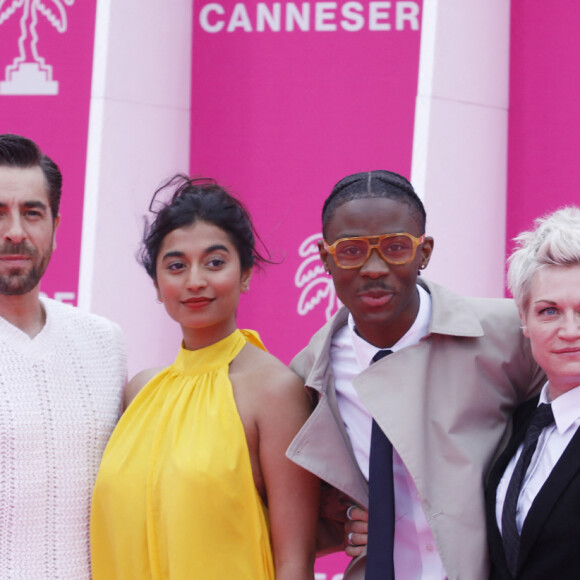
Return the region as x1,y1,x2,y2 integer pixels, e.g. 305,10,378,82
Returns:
0,134,126,579
286,170,545,579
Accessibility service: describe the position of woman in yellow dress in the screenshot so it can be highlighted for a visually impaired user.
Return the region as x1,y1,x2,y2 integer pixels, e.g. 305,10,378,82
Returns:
91,175,319,579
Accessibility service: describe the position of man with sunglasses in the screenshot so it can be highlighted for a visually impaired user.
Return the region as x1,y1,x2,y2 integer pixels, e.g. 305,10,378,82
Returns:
287,170,544,579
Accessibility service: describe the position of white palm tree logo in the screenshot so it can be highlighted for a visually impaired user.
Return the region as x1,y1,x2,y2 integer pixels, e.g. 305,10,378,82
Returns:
295,233,339,321
0,0,75,95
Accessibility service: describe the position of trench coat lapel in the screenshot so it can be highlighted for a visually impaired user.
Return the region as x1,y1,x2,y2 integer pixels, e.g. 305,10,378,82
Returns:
287,308,368,507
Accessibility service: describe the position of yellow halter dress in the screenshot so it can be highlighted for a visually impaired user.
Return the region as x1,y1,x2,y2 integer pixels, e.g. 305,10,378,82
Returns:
91,329,274,579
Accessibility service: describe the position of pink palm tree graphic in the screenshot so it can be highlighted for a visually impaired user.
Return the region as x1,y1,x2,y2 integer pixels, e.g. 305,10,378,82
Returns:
295,233,339,321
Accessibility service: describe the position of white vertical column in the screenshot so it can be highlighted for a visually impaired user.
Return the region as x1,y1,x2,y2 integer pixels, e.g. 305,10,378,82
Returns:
79,0,193,375
411,0,511,297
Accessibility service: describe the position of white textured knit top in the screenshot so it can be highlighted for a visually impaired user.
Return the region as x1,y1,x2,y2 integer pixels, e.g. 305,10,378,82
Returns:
0,298,127,579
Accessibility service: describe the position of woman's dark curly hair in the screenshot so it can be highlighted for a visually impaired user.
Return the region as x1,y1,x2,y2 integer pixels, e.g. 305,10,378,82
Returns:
140,174,269,280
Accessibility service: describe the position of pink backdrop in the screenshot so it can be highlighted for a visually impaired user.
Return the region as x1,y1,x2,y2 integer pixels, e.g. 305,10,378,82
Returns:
2,1,578,576
0,0,96,304
506,0,580,267
190,2,423,576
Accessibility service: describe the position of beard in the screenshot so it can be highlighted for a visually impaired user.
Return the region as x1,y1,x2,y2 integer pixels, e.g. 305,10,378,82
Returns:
0,241,53,296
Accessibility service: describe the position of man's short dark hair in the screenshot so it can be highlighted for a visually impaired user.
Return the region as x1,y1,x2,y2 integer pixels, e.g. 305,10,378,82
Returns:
0,134,62,218
322,170,426,237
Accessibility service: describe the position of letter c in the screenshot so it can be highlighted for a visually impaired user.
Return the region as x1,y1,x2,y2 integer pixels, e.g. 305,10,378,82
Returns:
199,3,225,33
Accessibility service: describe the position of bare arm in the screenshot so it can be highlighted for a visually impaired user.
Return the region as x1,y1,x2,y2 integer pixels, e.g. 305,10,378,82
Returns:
256,370,319,580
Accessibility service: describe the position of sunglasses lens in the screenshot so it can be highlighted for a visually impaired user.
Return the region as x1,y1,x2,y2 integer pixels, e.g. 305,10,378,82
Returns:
334,239,369,268
379,235,416,264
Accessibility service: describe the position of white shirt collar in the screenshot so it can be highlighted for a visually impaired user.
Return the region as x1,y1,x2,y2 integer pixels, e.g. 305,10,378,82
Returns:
539,381,580,434
348,284,432,368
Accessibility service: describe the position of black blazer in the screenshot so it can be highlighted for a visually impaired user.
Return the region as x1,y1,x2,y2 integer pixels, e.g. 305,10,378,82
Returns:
485,396,580,579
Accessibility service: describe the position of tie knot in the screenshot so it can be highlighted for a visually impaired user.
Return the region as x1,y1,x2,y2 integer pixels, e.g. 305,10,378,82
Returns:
524,403,555,443
371,349,393,364
532,403,555,429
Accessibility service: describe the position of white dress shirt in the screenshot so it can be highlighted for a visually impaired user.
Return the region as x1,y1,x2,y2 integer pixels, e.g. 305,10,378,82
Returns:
331,285,447,579
496,381,580,534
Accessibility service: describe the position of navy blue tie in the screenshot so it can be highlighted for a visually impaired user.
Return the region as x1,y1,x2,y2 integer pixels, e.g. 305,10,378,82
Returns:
365,349,394,580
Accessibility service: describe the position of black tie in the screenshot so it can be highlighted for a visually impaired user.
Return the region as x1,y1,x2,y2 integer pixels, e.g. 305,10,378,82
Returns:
365,349,394,580
501,403,555,575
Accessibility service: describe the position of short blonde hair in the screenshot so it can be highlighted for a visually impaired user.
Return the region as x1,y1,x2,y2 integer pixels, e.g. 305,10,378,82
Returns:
507,206,580,313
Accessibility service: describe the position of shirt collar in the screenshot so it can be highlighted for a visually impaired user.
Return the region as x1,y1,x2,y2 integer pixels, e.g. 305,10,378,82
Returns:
539,381,580,434
348,284,432,368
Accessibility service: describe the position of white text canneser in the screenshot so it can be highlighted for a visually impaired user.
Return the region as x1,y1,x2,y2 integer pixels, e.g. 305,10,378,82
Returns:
199,2,421,34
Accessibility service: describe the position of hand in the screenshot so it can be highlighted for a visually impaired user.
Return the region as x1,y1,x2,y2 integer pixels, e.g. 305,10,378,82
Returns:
344,505,368,558
319,485,352,524
315,485,361,555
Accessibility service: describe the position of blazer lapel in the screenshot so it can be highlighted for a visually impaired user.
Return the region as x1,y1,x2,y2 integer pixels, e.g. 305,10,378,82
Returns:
485,397,539,575
518,425,580,567
486,432,523,540
488,397,539,493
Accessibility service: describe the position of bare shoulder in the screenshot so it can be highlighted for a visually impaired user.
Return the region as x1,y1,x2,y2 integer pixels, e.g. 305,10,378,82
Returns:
231,343,307,402
123,366,165,409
